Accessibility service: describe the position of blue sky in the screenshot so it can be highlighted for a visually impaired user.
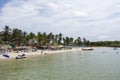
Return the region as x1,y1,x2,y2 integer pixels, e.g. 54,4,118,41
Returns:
0,0,10,7
0,0,120,41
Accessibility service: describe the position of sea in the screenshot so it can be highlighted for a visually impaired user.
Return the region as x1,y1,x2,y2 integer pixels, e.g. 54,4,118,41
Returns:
0,47,120,80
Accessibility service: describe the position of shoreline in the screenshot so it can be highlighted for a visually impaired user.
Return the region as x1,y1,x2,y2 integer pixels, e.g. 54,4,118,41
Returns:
0,48,81,60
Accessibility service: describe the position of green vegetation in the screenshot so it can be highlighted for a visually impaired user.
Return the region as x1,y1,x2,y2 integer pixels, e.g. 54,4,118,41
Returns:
1,26,120,47
91,41,120,47
0,26,90,47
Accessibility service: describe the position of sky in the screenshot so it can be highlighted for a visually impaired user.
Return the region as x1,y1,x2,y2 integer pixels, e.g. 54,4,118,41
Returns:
0,0,120,41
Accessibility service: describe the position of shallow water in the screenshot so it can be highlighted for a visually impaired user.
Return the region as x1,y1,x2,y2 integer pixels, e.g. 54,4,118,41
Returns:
0,47,120,80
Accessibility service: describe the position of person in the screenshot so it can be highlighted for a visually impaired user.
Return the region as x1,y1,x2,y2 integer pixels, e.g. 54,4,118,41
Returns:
41,50,43,55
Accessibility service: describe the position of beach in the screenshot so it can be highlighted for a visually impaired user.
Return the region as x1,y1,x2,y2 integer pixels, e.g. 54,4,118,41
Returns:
0,48,81,60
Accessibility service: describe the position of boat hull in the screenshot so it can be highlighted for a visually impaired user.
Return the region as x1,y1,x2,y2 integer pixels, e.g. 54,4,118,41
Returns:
16,54,27,59
3,54,9,58
82,48,94,51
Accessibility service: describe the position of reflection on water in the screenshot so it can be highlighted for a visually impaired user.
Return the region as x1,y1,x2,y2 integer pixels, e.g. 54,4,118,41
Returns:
0,47,120,80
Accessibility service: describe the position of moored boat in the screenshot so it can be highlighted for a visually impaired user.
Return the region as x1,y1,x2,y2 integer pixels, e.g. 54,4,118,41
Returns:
3,53,9,58
16,54,27,59
82,47,94,51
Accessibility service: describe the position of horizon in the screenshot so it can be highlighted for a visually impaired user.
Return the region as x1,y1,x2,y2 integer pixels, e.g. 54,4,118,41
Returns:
0,0,120,41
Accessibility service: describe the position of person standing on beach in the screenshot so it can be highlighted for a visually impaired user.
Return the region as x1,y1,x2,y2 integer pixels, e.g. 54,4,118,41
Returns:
41,50,43,55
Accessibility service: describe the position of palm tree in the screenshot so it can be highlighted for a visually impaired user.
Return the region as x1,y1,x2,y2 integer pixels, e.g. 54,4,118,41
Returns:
2,26,11,44
63,36,70,45
42,32,47,45
55,34,58,44
58,33,62,45
77,37,82,46
23,32,27,37
83,37,87,45
29,32,36,39
48,32,54,45
28,32,37,46
37,32,43,45
69,37,74,45
12,28,24,46
22,31,28,46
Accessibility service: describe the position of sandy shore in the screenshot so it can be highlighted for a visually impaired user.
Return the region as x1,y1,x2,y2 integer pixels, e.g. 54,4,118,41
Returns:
0,48,81,60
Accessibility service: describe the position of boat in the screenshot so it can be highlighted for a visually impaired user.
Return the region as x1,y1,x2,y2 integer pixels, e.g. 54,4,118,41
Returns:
16,54,27,59
3,53,9,58
82,47,94,51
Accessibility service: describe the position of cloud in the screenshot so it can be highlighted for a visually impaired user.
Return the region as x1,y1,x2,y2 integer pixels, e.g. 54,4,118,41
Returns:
73,10,88,17
47,2,59,9
0,0,120,41
97,35,110,41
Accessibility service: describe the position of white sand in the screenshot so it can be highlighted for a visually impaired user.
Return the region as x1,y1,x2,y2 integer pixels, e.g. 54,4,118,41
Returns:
0,48,81,60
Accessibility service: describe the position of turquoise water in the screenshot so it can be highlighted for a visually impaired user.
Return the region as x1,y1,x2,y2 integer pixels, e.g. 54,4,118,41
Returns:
0,47,120,80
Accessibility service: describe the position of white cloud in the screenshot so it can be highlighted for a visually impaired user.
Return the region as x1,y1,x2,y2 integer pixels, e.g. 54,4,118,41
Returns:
0,0,120,41
98,35,110,41
47,2,59,9
73,10,88,17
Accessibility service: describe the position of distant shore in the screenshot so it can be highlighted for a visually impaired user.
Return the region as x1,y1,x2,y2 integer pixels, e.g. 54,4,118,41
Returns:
0,48,81,60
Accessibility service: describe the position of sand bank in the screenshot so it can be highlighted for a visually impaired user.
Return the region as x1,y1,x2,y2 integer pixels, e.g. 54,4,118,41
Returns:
0,48,81,60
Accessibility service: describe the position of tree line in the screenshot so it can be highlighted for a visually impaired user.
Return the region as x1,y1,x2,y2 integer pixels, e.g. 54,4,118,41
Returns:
0,26,90,48
91,41,120,47
1,26,119,47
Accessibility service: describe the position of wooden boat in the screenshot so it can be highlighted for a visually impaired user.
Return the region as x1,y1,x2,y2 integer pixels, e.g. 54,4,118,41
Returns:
82,47,94,51
3,53,9,58
16,54,27,59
